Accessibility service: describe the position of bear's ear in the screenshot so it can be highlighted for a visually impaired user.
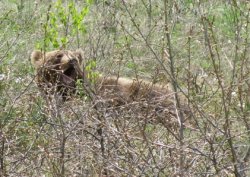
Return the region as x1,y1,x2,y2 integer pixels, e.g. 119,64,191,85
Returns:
74,49,84,65
31,50,43,68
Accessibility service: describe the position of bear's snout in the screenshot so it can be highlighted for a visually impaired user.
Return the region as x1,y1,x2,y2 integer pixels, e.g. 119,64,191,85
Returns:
69,58,77,65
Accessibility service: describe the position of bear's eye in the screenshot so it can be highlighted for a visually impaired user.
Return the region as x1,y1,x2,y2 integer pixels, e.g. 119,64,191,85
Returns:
56,53,63,59
53,53,64,64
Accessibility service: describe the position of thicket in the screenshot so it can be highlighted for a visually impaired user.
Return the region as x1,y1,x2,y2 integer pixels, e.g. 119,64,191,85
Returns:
0,0,250,176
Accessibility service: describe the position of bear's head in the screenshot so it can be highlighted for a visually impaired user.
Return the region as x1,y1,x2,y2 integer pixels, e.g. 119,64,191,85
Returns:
31,49,84,99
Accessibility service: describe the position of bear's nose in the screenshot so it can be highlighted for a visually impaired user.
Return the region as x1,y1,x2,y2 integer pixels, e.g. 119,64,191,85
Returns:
69,58,77,65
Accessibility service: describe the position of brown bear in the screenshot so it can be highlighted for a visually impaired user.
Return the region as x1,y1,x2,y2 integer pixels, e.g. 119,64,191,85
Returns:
31,49,189,127
30,49,174,102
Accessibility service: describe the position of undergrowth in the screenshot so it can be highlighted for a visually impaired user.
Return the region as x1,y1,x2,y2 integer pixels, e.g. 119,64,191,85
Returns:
0,0,250,176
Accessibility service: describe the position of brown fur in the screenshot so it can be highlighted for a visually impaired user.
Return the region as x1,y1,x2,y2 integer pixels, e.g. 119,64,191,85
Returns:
31,49,190,127
96,75,174,105
31,50,84,99
31,49,173,102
